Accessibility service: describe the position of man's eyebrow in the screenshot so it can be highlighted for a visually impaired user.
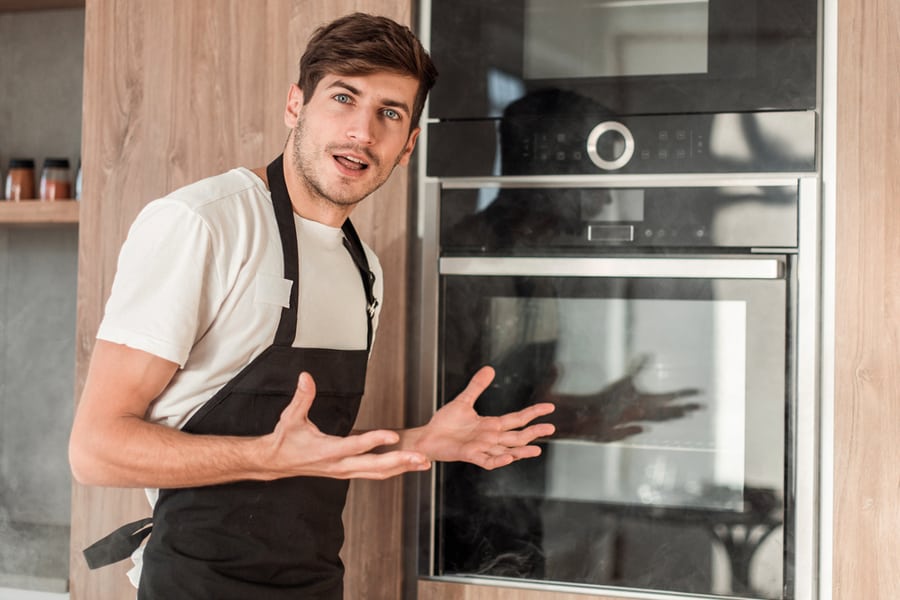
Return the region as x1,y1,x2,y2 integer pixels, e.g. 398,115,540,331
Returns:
328,79,411,118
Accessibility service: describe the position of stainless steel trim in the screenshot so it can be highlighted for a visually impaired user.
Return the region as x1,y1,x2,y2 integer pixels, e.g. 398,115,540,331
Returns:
440,256,784,279
794,176,822,600
586,120,636,170
436,172,817,189
818,1,837,598
419,181,442,579
421,575,708,600
595,0,709,7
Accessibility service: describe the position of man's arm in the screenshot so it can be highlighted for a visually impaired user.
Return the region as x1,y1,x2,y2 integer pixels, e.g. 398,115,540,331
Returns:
69,340,431,489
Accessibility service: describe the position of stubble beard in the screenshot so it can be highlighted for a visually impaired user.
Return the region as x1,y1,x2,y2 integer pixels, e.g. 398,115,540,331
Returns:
290,114,403,210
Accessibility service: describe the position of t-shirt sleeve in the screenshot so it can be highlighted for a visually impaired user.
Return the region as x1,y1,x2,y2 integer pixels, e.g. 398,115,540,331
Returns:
97,199,222,367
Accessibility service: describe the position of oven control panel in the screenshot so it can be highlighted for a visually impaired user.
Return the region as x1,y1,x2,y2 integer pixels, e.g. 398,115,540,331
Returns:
427,110,816,177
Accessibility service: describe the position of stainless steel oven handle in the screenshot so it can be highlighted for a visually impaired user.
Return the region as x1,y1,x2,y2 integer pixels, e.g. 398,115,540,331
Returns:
439,256,784,279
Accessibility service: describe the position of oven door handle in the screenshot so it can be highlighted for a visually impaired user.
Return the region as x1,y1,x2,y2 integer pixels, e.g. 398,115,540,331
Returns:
439,257,784,279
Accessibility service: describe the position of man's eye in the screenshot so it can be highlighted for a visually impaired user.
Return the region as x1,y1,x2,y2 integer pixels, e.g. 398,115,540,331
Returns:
334,94,351,103
383,109,401,120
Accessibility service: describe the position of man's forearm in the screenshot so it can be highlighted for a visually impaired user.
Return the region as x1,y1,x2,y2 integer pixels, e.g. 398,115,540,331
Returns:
69,414,276,489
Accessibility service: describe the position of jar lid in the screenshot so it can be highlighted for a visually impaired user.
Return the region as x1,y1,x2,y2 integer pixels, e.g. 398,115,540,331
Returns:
8,158,35,169
43,157,71,168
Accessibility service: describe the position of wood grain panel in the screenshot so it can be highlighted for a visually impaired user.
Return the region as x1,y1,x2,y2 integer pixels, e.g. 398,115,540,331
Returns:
833,0,900,599
72,1,414,598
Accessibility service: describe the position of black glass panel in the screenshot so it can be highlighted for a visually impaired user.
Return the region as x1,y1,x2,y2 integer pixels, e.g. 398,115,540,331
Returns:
435,274,790,598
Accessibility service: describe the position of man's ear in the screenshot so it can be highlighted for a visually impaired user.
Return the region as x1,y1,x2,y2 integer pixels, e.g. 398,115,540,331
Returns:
284,83,303,128
397,127,422,167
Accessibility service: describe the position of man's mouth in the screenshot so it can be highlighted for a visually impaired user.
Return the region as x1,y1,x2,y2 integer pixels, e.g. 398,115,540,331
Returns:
334,154,369,171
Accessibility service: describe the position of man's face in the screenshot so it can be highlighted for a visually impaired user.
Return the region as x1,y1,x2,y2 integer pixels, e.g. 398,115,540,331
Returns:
286,72,421,211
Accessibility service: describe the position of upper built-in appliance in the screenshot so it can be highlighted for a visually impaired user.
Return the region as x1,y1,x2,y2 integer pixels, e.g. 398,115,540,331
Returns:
427,0,818,120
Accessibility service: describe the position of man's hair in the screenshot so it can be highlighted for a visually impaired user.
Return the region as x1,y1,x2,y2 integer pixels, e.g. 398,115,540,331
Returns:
298,12,438,131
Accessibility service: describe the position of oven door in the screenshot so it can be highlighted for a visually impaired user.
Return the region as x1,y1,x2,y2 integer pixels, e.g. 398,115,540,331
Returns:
425,0,817,119
430,256,795,599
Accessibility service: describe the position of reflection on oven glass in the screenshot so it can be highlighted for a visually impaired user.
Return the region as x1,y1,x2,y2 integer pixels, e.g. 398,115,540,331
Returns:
485,296,745,510
437,279,786,598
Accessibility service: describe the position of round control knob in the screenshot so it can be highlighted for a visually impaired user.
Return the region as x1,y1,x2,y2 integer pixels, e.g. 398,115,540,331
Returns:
586,121,635,170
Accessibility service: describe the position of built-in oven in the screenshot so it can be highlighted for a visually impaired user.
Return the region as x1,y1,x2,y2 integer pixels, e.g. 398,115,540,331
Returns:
413,2,822,598
413,175,821,599
426,0,818,120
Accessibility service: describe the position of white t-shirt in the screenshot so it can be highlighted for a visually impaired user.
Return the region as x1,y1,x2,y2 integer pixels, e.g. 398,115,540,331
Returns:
98,166,383,430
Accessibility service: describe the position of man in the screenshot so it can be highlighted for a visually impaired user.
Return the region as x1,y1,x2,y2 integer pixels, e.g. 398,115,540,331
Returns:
69,13,555,599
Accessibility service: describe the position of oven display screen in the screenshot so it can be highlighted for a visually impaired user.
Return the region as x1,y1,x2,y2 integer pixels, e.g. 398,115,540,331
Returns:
523,0,710,79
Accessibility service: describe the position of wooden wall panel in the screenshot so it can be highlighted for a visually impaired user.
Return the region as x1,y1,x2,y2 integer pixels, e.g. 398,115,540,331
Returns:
833,0,900,599
72,1,413,598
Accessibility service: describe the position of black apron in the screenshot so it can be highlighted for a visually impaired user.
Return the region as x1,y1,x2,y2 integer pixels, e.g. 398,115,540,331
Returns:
84,155,377,600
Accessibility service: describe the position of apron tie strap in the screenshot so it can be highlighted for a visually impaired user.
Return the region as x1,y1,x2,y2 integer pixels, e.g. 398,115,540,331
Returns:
83,517,153,569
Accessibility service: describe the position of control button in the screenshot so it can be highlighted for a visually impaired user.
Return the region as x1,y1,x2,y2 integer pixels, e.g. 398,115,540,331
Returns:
675,129,687,141
659,130,669,141
586,121,635,170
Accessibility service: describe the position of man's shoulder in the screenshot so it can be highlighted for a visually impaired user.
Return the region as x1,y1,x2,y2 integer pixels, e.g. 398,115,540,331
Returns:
165,167,269,214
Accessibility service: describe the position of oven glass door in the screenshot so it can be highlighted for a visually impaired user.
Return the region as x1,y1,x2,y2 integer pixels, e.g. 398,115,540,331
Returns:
433,263,794,598
427,0,817,119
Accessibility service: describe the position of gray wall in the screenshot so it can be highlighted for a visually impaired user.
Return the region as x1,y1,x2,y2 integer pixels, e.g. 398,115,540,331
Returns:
0,8,84,591
0,9,84,179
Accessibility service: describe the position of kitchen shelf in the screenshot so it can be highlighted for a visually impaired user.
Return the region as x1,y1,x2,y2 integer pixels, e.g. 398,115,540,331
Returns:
0,201,79,224
0,0,83,11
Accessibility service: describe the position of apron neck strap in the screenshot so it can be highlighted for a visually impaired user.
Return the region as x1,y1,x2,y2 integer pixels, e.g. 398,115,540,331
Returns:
266,154,376,350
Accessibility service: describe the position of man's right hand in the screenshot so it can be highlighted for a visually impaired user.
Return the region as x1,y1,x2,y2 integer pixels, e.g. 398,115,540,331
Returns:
263,372,431,480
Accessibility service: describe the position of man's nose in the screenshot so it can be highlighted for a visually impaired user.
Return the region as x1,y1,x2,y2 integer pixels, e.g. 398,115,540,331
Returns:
346,111,376,145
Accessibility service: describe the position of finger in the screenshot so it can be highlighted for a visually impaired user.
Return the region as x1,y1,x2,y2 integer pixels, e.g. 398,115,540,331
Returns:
454,365,496,409
497,422,556,447
626,353,652,376
329,451,431,480
641,404,703,421
479,445,544,470
280,372,317,422
331,429,402,457
494,402,556,431
602,425,644,441
646,388,702,403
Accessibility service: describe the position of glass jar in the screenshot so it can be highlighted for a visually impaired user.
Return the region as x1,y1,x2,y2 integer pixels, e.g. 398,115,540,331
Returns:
75,159,83,200
4,158,36,201
39,157,72,201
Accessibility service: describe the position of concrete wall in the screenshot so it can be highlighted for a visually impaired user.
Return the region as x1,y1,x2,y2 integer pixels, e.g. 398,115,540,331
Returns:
0,8,84,592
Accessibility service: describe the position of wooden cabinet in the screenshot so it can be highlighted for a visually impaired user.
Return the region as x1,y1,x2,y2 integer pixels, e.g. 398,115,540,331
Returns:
71,1,412,599
832,0,900,599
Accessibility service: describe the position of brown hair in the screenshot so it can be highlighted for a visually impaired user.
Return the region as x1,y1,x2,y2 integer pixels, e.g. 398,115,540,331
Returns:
298,12,438,131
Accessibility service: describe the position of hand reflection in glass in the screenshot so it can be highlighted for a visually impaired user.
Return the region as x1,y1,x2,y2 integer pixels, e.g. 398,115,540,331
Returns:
536,354,703,442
